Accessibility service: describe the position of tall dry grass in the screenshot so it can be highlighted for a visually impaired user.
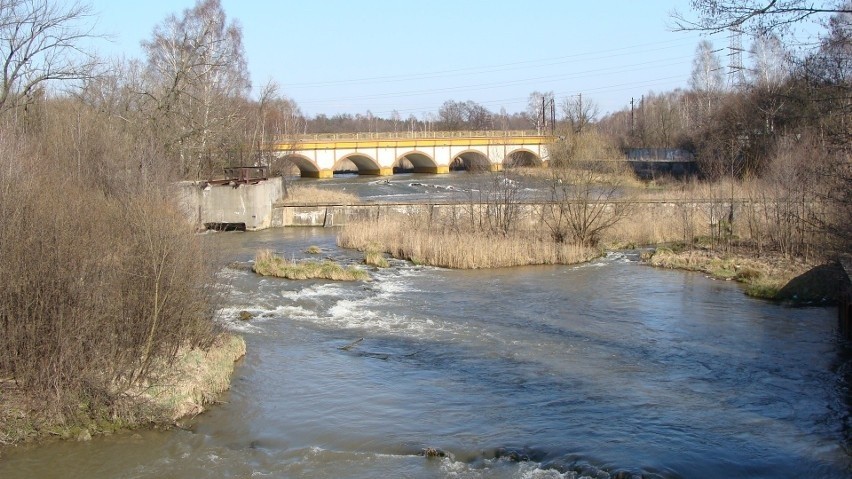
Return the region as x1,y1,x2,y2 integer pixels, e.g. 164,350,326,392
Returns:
623,173,831,260
339,216,596,269
283,185,359,205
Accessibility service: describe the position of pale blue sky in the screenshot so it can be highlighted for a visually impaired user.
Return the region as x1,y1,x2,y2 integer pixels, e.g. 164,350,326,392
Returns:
87,0,716,117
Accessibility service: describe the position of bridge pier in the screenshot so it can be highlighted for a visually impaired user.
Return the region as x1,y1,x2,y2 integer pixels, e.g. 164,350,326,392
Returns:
413,166,450,174
360,167,394,176
303,170,334,179
489,164,503,172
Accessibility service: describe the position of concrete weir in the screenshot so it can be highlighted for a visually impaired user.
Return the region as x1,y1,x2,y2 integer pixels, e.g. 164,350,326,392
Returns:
275,203,424,227
176,177,284,231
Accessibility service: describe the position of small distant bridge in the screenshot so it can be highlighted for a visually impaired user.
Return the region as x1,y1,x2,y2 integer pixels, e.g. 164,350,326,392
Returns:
270,131,552,178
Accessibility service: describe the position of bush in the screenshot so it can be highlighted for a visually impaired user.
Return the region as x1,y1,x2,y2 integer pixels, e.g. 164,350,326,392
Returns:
0,169,216,424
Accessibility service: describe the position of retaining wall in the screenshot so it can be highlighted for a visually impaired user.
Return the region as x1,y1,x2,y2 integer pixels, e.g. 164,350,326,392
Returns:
176,177,284,231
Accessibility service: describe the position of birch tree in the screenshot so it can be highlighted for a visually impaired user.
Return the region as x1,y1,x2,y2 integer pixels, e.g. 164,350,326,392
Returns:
142,0,250,178
689,40,725,121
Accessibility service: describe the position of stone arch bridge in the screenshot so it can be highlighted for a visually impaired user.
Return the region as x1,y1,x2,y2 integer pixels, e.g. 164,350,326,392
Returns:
270,132,552,178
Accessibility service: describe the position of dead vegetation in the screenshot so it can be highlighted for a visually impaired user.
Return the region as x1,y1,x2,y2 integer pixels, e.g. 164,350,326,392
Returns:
252,249,369,281
282,185,359,205
339,215,597,269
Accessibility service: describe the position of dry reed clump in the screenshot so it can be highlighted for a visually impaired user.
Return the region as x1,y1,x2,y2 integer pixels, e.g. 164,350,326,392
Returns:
283,185,359,205
252,249,368,281
363,244,390,268
603,202,709,247
633,177,750,202
512,162,646,190
338,217,597,269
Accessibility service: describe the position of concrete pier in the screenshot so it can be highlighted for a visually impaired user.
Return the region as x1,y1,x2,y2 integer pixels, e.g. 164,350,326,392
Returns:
176,177,284,231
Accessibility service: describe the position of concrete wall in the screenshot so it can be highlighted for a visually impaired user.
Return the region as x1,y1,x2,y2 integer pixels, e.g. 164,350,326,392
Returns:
273,200,751,232
274,204,424,227
176,177,284,231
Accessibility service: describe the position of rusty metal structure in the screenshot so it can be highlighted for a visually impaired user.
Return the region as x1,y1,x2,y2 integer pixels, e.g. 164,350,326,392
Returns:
206,166,269,186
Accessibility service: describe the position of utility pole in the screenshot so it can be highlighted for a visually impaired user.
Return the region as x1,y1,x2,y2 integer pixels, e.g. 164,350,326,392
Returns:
630,97,635,134
550,98,556,135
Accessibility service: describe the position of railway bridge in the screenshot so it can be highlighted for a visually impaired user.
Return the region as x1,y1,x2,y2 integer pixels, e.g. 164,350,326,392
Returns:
270,131,552,178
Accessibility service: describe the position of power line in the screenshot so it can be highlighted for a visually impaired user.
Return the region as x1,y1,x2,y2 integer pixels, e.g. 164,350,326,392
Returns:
295,55,694,107
361,75,688,117
280,34,704,90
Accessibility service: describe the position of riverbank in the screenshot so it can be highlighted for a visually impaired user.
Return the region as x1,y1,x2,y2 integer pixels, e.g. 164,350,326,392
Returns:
644,247,842,303
0,333,245,447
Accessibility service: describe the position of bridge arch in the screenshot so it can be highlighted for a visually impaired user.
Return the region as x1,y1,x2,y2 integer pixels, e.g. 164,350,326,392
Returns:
451,149,492,172
335,153,384,175
281,153,322,178
504,148,543,168
395,150,438,173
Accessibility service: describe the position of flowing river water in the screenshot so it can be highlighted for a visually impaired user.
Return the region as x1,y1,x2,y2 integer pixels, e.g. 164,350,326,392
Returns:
1,176,851,478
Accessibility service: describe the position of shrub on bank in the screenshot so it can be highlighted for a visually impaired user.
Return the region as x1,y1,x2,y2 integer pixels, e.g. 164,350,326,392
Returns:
0,171,224,443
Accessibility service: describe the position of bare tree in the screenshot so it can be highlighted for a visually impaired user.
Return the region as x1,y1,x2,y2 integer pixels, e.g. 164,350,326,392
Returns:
463,100,492,130
482,171,522,236
526,90,554,133
142,0,250,178
750,33,790,87
390,109,401,132
542,163,634,246
438,100,465,130
672,0,852,35
246,79,303,184
0,0,99,114
561,93,599,134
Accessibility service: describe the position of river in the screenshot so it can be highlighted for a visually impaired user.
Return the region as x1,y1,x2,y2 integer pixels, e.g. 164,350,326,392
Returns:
291,172,557,203
1,215,850,478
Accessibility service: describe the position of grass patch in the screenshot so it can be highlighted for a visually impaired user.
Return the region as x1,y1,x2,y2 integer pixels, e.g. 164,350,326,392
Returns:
646,248,805,300
253,250,368,281
743,277,784,299
363,245,390,268
0,333,245,445
283,185,358,205
142,333,247,422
